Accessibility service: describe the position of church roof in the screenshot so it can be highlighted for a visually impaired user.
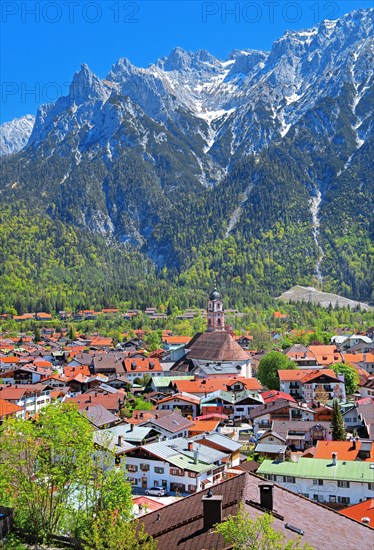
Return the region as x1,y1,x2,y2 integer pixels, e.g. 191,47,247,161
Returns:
209,288,221,300
186,331,249,362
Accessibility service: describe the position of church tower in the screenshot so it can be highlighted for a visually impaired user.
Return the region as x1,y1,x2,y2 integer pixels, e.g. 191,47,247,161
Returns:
207,288,225,332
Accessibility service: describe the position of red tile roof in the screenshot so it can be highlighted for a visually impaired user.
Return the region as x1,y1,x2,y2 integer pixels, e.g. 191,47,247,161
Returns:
173,377,261,395
0,397,23,418
123,357,162,373
339,499,374,526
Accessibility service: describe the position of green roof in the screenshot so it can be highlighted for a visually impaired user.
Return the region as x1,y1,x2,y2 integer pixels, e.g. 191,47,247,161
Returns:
167,453,213,473
152,376,194,388
257,458,374,483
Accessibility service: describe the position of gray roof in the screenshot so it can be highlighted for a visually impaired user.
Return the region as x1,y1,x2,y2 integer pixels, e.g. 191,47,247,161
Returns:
93,431,135,454
103,424,158,443
194,433,242,452
254,443,288,454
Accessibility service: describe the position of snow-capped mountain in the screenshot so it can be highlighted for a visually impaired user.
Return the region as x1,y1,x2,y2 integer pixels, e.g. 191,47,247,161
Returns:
1,8,373,302
0,114,35,155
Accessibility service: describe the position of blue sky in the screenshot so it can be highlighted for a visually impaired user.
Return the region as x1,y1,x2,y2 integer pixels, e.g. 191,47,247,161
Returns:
1,0,372,122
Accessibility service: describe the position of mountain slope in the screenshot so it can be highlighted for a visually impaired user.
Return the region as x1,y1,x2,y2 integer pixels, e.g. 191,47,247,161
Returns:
0,8,373,311
0,114,35,155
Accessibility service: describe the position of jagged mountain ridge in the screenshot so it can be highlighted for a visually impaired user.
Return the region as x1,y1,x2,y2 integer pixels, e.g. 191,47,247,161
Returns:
0,8,373,307
0,114,35,155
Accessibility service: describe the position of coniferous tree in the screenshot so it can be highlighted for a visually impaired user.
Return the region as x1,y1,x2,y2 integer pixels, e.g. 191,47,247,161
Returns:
331,399,346,441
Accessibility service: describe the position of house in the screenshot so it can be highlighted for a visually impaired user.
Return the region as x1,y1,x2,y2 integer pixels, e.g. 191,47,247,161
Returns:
171,377,262,397
92,355,125,375
150,375,194,392
200,390,263,421
359,376,374,398
142,411,194,440
138,470,372,550
308,345,343,366
284,344,318,367
193,433,242,467
258,457,374,506
278,369,346,402
332,334,373,351
156,392,200,418
339,498,374,526
271,420,332,450
250,399,314,435
66,392,125,414
122,437,231,493
0,384,51,418
344,353,374,375
261,390,296,404
188,419,220,437
78,403,120,429
313,439,374,462
123,357,163,382
356,399,374,439
0,397,23,422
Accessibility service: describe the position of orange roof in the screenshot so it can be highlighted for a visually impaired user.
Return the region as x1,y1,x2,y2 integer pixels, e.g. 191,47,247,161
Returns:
64,365,91,378
157,393,200,405
123,357,162,373
162,336,191,345
90,338,113,347
36,312,52,318
33,359,52,368
102,308,119,313
173,377,262,394
343,353,374,364
313,440,362,461
278,369,338,383
339,499,374,526
0,356,20,364
0,397,23,418
308,345,342,365
188,420,220,433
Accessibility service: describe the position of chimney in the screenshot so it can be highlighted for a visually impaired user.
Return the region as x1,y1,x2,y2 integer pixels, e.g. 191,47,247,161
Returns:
194,449,199,464
202,492,223,529
259,484,273,511
188,441,193,452
352,438,357,450
155,413,159,419
278,449,285,462
332,452,337,465
118,435,123,447
130,423,134,431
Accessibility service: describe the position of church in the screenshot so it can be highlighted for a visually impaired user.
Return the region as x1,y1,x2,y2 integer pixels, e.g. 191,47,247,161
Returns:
170,289,252,378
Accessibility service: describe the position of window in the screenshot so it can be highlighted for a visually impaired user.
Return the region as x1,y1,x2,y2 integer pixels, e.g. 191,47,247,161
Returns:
283,476,295,483
154,467,164,474
313,479,323,486
338,480,350,488
170,468,184,477
140,463,150,472
236,407,244,412
329,495,336,503
188,471,197,478
369,483,374,491
338,496,350,504
188,484,196,493
127,464,138,472
266,474,277,481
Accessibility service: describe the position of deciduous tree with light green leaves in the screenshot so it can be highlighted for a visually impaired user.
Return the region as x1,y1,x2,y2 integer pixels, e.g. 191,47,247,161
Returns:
257,351,296,390
0,402,133,538
215,505,313,550
331,362,359,396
